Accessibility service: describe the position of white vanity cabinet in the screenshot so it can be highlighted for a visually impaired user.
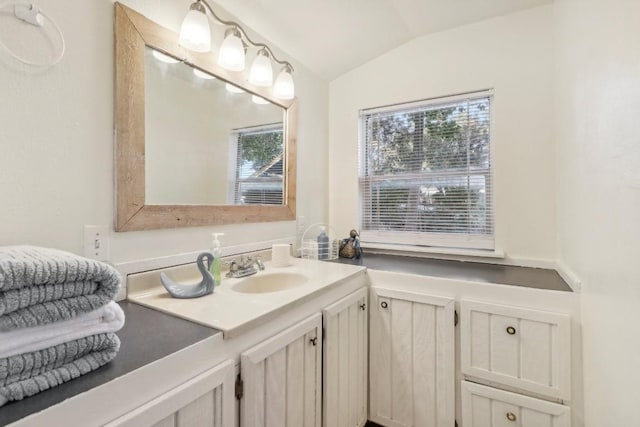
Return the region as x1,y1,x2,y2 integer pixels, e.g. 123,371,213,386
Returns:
461,381,571,427
459,300,572,427
366,270,581,427
240,313,323,427
322,287,368,427
104,359,236,427
369,286,456,427
460,300,571,402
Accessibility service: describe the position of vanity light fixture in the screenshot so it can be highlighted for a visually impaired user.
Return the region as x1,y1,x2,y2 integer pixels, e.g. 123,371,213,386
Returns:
193,68,216,79
273,64,295,100
179,1,211,52
179,0,295,99
249,48,273,87
218,27,245,71
225,82,245,94
152,49,180,64
251,95,270,105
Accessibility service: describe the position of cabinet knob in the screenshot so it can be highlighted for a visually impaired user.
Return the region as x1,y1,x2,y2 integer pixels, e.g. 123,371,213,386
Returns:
360,303,366,311
309,337,318,346
381,301,388,309
506,412,517,422
506,326,516,335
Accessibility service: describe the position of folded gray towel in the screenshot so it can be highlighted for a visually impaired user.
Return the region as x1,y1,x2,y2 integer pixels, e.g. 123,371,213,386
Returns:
0,246,121,331
0,332,120,407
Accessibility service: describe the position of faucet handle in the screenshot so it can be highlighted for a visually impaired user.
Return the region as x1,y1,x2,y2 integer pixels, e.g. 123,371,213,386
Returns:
225,259,238,271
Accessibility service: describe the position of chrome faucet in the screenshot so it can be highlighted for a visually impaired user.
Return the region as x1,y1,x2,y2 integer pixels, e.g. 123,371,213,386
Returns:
226,255,265,278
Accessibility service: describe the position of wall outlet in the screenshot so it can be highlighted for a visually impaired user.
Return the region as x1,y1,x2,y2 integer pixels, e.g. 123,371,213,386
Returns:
84,225,110,261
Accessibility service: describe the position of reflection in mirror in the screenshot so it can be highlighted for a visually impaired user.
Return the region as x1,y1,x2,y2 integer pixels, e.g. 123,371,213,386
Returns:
144,47,286,206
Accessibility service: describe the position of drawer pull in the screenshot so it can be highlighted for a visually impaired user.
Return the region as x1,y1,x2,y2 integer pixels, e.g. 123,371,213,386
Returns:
506,412,517,421
506,326,516,335
381,301,388,309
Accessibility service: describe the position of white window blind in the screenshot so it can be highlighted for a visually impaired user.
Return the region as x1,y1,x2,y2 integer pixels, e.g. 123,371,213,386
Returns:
359,91,494,250
231,123,284,205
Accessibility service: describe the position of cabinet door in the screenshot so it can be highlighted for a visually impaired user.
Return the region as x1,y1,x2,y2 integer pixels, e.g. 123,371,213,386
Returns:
241,313,322,427
323,287,368,427
369,287,455,427
461,381,571,427
105,359,235,427
460,300,571,402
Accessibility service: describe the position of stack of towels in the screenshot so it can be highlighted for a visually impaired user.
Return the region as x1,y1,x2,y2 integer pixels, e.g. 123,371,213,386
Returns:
0,246,124,407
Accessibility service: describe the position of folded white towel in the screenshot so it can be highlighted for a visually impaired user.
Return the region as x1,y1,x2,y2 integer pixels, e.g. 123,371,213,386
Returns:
0,301,125,359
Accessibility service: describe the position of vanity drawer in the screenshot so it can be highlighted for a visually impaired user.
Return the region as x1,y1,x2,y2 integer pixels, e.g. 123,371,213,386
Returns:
461,381,570,427
460,300,571,402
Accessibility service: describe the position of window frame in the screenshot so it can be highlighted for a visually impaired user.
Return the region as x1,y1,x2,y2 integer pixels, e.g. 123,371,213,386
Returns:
228,123,285,206
358,90,495,252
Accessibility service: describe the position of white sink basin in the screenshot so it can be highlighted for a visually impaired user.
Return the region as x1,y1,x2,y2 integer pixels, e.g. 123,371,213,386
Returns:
232,272,309,294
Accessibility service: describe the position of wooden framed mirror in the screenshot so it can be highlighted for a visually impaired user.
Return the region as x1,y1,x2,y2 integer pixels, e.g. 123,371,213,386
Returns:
114,3,297,231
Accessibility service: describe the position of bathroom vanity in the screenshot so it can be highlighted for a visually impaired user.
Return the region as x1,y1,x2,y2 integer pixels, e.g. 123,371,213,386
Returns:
2,255,582,427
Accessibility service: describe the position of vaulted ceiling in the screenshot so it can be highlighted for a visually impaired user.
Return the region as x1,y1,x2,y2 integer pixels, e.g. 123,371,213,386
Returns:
213,0,553,80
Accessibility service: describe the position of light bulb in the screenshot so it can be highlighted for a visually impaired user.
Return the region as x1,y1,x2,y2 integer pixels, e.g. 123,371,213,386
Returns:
152,50,180,64
193,68,216,80
249,48,273,87
218,28,245,71
273,65,295,99
179,2,211,52
225,83,245,94
252,95,270,105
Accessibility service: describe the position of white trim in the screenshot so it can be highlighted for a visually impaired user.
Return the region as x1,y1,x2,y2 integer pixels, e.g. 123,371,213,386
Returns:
361,230,494,251
362,242,504,259
360,89,494,115
555,260,582,293
363,245,559,271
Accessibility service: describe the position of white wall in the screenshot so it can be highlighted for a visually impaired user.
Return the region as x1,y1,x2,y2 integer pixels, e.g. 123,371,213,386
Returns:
554,1,640,425
329,5,556,264
0,0,328,263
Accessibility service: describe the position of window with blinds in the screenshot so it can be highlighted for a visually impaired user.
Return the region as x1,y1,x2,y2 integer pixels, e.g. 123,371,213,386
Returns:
359,91,494,250
231,124,284,205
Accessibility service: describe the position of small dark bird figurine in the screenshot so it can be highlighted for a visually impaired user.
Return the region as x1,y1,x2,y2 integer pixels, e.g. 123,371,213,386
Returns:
161,252,215,299
339,229,363,259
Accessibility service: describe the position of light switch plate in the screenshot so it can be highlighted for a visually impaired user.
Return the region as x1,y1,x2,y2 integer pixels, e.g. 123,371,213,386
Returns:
84,225,110,261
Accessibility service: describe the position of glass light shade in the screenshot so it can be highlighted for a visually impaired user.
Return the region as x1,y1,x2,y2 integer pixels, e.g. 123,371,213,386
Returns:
193,68,216,80
179,6,211,52
152,50,180,64
249,50,273,87
218,29,245,71
252,95,270,105
225,83,245,94
273,67,295,99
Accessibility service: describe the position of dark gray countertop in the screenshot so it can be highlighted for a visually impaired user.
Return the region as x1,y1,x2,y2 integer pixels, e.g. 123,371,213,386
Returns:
333,253,572,292
0,301,220,426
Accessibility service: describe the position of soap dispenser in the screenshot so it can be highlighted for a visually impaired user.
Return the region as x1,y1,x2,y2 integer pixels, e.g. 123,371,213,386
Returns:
210,233,224,286
317,226,329,260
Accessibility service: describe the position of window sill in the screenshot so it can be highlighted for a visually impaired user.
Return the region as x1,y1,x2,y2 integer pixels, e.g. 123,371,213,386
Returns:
361,242,505,260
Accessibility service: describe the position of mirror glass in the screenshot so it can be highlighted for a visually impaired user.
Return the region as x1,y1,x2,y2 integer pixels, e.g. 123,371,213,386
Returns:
144,47,286,206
